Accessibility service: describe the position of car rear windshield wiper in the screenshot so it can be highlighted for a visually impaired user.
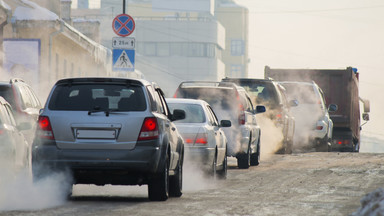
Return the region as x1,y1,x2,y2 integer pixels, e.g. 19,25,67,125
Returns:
88,108,122,116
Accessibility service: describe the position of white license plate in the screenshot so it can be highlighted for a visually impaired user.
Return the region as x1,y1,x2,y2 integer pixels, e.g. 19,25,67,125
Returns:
76,130,116,139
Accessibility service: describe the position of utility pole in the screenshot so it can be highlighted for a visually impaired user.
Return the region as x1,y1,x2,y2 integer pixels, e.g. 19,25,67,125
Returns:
123,0,126,14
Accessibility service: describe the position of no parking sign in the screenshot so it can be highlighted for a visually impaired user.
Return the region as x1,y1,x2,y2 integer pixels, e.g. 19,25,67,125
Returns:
112,14,135,37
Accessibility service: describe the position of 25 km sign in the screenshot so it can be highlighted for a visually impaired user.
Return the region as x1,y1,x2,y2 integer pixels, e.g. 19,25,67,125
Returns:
112,14,135,37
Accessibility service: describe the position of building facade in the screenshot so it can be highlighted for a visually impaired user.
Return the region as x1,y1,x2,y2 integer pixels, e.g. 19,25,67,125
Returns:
0,0,110,99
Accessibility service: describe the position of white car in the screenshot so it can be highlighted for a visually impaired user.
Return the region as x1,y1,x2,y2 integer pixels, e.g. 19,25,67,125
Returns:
166,98,231,179
279,81,337,151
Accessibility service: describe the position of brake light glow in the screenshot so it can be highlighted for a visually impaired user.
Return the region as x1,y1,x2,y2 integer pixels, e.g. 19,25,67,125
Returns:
316,126,323,130
0,129,4,135
138,117,159,141
195,132,208,144
238,103,245,125
336,139,350,145
38,116,55,140
182,133,207,145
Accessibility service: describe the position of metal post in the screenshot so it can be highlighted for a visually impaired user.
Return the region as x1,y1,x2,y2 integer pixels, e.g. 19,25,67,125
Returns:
123,0,126,14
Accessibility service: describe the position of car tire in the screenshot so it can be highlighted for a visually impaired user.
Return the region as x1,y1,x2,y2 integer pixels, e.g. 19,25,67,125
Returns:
169,152,183,197
217,149,227,179
148,154,169,201
250,139,260,166
237,143,250,169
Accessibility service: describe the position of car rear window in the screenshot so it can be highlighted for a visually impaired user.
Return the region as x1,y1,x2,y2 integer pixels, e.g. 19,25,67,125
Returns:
48,84,147,111
0,86,15,109
168,103,206,123
281,83,317,104
237,83,279,108
176,88,236,110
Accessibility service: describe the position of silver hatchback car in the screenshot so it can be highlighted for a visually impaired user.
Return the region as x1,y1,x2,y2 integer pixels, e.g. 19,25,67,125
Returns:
32,78,186,201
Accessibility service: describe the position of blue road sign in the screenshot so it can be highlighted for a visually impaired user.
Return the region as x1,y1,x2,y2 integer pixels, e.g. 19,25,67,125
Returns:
112,14,135,37
112,49,135,72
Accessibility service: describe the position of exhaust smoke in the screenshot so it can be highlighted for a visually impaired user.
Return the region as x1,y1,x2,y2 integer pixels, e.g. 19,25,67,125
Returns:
0,163,71,211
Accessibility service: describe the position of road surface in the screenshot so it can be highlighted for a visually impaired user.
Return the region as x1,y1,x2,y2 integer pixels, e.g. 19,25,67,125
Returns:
1,152,384,215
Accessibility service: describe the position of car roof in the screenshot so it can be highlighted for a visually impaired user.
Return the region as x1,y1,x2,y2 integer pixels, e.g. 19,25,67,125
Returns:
278,81,319,88
55,77,153,86
0,78,27,87
178,81,243,90
166,98,208,106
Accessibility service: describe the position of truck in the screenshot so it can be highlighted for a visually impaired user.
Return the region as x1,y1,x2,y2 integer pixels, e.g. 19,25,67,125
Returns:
264,66,370,152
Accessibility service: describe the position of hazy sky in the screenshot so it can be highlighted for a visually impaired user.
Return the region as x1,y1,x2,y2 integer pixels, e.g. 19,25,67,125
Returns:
236,0,384,141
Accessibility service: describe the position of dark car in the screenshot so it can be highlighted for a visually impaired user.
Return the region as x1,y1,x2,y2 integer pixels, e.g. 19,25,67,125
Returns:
0,78,42,143
222,78,297,154
174,81,265,169
0,96,31,171
32,77,186,201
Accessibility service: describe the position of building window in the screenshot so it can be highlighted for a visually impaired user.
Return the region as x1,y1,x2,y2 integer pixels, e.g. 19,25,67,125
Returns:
144,43,156,56
157,43,170,56
231,39,244,56
230,64,244,77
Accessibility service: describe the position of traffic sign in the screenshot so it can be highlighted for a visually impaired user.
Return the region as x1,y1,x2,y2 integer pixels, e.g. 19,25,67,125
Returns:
112,37,135,49
112,49,135,72
112,14,135,37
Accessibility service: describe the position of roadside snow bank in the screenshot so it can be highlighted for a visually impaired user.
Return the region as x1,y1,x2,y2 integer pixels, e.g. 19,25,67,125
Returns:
352,188,384,216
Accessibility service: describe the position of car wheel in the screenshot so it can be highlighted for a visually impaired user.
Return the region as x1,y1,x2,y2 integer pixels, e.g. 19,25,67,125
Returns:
148,154,169,201
210,152,217,179
169,152,183,197
285,139,293,154
217,152,227,180
250,139,260,166
237,143,250,169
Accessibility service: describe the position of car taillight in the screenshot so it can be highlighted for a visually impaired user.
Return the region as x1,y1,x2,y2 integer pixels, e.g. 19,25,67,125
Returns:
0,129,4,135
38,116,55,140
336,139,350,145
316,126,323,130
138,117,159,141
182,132,208,145
195,132,208,144
173,90,178,98
238,103,245,125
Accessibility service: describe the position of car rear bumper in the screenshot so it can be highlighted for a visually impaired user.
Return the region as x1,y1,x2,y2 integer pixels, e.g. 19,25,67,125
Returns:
224,126,251,156
32,139,165,185
184,146,215,170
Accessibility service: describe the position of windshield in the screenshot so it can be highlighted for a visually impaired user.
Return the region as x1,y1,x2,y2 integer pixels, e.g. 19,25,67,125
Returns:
48,84,146,111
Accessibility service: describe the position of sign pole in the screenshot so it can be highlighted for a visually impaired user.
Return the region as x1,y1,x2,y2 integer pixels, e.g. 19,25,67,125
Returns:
123,0,126,14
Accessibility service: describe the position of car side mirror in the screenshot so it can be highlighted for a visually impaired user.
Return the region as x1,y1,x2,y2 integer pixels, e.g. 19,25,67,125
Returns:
289,100,299,107
362,113,369,121
220,120,231,127
171,109,185,121
255,105,266,114
328,104,338,112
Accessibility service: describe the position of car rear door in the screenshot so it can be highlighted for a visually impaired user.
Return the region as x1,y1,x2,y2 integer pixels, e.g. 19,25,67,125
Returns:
46,82,147,150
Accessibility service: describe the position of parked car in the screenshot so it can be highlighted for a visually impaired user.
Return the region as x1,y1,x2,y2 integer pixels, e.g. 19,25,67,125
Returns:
32,77,186,201
174,81,265,169
0,78,42,144
0,96,31,171
166,98,231,179
221,78,297,154
278,81,337,151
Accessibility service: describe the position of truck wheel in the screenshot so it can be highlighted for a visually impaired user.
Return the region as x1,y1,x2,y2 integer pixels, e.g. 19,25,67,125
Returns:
148,154,169,201
169,154,183,197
